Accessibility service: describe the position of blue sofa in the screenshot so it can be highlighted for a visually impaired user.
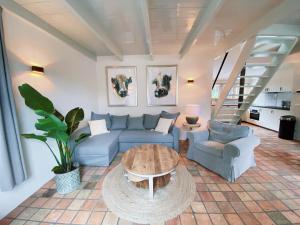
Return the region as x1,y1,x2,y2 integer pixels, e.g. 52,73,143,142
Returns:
187,121,260,182
72,113,180,166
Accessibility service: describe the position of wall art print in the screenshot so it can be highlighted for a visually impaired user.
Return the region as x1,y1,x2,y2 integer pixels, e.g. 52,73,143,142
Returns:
147,65,178,106
106,66,137,106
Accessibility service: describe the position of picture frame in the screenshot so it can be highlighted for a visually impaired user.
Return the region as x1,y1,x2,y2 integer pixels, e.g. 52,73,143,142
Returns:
146,65,178,106
106,66,138,106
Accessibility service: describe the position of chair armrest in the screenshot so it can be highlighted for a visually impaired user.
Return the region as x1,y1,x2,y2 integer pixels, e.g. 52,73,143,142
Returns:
187,130,209,144
171,126,180,152
224,135,260,159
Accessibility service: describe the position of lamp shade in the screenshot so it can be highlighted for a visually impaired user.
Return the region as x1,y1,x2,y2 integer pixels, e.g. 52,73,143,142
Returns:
184,104,201,116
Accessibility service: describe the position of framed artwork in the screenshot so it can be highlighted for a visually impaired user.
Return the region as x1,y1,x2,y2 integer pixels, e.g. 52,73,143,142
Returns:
106,66,137,106
147,65,178,106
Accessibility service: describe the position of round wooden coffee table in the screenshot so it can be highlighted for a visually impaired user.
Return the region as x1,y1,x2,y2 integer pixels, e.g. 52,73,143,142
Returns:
121,144,179,200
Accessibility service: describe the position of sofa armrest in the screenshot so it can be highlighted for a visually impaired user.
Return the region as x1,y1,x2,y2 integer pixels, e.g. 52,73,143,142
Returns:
224,135,260,159
187,130,209,144
71,126,91,140
171,126,180,152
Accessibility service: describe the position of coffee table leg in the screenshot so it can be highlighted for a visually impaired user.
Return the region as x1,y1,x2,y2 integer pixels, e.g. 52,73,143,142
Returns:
149,176,154,200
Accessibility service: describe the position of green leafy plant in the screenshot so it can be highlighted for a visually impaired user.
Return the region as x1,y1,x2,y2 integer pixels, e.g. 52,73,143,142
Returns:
19,83,90,174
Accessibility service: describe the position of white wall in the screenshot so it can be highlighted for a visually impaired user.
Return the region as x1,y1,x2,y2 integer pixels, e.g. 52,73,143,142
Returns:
96,54,212,128
0,11,98,218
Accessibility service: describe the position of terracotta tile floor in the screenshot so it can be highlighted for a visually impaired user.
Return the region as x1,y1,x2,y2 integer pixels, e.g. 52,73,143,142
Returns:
1,124,300,225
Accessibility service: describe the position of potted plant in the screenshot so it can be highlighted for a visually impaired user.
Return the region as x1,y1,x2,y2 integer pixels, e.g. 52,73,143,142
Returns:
18,83,90,194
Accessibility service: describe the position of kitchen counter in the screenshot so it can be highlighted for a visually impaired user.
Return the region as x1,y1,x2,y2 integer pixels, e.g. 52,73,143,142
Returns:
252,105,290,111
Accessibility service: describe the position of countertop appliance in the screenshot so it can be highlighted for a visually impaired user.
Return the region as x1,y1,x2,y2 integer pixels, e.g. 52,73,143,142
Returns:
250,109,260,120
281,101,291,110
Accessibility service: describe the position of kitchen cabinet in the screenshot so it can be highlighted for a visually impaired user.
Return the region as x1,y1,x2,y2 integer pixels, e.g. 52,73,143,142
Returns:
245,107,290,131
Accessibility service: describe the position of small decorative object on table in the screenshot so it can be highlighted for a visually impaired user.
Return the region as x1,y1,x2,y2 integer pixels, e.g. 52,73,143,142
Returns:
184,104,201,124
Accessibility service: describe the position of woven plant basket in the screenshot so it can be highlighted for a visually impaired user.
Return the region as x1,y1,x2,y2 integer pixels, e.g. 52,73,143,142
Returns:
55,168,80,194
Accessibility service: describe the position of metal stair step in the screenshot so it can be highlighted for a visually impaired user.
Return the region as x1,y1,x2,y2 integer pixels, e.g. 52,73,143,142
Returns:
237,75,270,79
250,51,285,57
232,84,262,88
214,118,234,123
217,113,240,117
227,94,255,97
246,63,277,67
255,35,298,42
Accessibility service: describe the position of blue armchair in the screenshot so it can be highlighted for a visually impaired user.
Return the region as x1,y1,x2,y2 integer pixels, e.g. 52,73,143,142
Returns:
187,120,260,182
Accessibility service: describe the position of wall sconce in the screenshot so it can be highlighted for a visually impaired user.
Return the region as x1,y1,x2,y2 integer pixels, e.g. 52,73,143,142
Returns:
31,66,44,74
187,79,194,84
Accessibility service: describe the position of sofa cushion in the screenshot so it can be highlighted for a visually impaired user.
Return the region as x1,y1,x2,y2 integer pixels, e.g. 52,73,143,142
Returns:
195,141,225,158
144,114,160,129
155,118,173,135
161,111,180,121
75,130,122,156
88,120,109,136
111,115,128,130
91,112,111,130
119,130,173,143
161,111,180,131
127,116,144,130
208,120,249,144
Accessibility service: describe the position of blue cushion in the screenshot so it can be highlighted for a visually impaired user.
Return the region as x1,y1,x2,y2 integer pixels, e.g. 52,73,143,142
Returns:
91,112,111,129
208,121,249,144
161,111,180,121
75,130,122,156
143,114,160,129
119,130,174,143
127,116,144,130
111,115,128,130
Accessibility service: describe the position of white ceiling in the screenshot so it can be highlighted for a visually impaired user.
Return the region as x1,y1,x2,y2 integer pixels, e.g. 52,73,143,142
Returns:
9,0,300,59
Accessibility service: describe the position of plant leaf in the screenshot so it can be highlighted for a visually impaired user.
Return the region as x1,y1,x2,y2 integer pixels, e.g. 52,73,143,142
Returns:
54,109,64,121
46,130,69,143
75,133,90,143
35,110,67,132
21,133,47,142
18,83,54,114
65,107,84,135
52,165,65,174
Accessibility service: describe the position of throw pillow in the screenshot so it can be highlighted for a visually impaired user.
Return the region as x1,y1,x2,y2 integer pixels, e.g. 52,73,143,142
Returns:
111,115,129,130
144,114,161,130
127,116,145,130
154,118,174,135
161,111,180,122
160,110,180,131
88,120,109,136
91,112,111,130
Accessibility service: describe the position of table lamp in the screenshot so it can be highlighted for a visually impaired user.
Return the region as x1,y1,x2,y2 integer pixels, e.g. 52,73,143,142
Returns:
184,104,201,124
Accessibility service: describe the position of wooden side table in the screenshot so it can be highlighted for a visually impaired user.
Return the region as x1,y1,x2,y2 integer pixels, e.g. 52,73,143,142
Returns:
180,123,201,140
